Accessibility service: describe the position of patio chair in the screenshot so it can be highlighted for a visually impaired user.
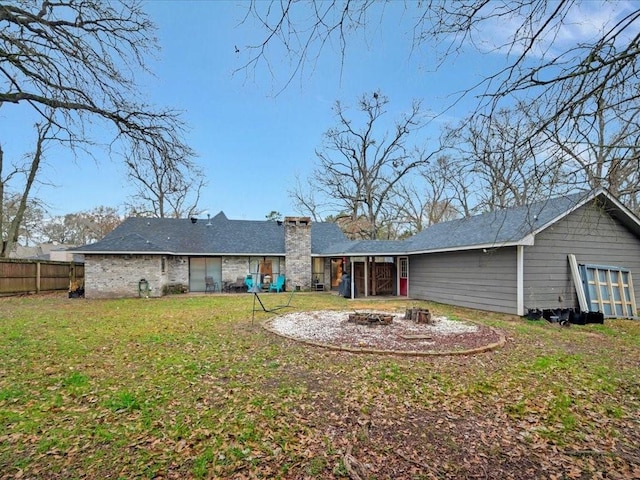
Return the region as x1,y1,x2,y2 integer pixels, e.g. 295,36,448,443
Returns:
205,276,217,293
230,276,246,293
269,275,285,293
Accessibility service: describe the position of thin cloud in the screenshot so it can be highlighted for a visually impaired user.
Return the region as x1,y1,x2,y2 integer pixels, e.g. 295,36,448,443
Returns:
468,1,639,60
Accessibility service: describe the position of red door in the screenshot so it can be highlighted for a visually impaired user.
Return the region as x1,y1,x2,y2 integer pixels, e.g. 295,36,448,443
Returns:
399,257,408,296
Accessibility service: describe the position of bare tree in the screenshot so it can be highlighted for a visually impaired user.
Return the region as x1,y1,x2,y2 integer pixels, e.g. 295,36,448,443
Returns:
429,155,476,219
288,174,325,222
291,91,435,239
242,1,640,209
41,206,121,245
541,85,640,213
444,105,570,213
392,156,462,235
124,144,205,218
423,2,640,141
0,0,196,255
0,115,54,256
322,211,377,240
241,1,639,124
0,191,45,250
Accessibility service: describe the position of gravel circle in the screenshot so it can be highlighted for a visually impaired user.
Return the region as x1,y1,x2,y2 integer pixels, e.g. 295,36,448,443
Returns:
263,310,505,355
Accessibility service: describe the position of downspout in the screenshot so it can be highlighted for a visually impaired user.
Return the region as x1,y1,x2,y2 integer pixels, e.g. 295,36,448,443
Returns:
517,245,524,316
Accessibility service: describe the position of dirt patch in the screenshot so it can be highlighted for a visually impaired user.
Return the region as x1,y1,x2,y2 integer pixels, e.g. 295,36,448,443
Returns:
263,310,505,355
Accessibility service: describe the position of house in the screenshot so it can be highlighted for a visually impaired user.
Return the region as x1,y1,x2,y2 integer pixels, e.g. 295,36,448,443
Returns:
71,213,348,298
72,189,640,318
10,242,82,262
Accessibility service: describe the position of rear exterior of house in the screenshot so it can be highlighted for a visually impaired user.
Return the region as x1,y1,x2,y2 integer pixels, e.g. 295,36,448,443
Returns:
76,214,347,298
82,253,287,298
408,197,640,316
72,189,640,317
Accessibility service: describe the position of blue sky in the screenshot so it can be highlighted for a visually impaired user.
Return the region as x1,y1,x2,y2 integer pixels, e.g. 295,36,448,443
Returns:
1,1,631,221
139,0,486,220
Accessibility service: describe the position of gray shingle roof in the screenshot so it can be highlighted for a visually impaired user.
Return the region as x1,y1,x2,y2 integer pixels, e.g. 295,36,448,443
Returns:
73,212,348,255
406,190,595,253
318,239,408,256
316,189,638,255
72,189,639,257
320,191,610,255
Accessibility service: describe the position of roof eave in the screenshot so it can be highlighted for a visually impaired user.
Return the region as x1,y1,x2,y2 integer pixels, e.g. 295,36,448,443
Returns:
68,250,174,255
408,239,529,255
313,251,410,257
73,250,286,256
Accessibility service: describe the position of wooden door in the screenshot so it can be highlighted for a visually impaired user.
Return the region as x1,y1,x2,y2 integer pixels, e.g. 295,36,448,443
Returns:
374,263,394,295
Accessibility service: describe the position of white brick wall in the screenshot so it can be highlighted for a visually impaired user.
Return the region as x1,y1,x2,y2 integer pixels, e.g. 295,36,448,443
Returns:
85,254,167,298
84,217,316,297
221,256,252,284
167,256,189,292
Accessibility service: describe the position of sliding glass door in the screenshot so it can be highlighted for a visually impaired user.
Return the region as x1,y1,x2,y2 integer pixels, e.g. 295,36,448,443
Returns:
189,257,222,292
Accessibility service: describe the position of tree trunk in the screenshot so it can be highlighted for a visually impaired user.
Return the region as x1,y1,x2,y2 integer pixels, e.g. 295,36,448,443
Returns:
0,121,50,258
0,145,5,256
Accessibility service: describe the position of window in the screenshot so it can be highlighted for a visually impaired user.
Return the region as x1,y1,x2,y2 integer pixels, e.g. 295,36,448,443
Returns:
161,257,166,274
579,264,637,317
312,257,324,285
400,257,408,278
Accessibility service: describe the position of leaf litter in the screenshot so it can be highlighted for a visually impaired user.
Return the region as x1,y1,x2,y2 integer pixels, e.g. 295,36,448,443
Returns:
0,293,639,479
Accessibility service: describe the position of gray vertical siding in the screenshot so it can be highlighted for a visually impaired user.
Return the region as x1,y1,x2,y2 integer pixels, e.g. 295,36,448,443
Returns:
524,201,640,310
409,200,640,315
409,247,518,314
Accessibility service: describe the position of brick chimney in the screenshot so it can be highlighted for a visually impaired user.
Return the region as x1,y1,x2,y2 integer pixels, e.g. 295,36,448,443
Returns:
284,216,311,290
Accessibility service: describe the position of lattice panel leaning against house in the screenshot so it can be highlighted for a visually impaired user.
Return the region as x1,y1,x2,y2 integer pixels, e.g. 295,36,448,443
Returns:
579,264,637,318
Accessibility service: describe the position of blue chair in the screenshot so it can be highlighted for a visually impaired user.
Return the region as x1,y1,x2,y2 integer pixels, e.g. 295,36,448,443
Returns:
269,275,285,293
245,274,262,291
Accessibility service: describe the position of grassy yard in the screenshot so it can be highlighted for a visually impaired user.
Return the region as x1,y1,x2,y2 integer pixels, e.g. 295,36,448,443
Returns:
0,292,638,479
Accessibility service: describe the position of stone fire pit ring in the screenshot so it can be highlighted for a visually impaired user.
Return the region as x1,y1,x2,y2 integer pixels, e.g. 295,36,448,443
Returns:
262,310,505,356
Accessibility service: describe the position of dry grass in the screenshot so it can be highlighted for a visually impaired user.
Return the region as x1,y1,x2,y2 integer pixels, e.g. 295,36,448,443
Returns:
0,292,638,479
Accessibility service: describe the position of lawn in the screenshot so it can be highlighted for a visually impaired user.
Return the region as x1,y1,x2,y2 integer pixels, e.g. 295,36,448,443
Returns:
0,292,638,479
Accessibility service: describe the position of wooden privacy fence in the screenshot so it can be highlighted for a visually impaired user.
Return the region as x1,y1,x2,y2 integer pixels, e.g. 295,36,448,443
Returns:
0,259,84,295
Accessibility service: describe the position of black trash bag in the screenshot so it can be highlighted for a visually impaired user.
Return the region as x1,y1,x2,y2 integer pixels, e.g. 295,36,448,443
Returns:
338,273,356,298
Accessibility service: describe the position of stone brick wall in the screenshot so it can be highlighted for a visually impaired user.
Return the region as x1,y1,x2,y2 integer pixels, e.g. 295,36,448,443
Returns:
220,256,252,284
84,225,311,296
86,254,292,297
84,254,168,298
168,256,189,291
284,216,311,290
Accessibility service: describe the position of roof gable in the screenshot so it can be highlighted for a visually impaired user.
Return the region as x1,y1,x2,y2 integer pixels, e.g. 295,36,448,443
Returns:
405,189,640,253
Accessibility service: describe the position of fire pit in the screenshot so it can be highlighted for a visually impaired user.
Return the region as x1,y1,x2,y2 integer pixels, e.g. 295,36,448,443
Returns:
348,312,394,326
263,310,506,355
